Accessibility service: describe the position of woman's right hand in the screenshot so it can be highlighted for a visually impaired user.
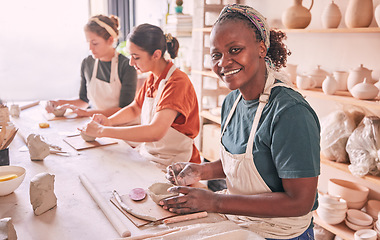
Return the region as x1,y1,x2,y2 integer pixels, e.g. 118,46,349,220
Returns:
166,163,203,186
92,114,112,126
45,100,58,113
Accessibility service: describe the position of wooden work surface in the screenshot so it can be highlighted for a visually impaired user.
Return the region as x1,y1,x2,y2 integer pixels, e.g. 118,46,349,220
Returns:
1,102,224,240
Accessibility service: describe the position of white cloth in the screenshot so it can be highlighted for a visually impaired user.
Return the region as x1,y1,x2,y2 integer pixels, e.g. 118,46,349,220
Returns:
87,51,121,110
220,72,312,239
138,65,193,168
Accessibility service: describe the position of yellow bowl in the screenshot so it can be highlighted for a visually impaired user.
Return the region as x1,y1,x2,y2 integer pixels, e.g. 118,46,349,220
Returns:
0,166,26,196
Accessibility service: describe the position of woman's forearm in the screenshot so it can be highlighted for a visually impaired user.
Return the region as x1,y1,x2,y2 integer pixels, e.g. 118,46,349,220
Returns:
108,101,141,126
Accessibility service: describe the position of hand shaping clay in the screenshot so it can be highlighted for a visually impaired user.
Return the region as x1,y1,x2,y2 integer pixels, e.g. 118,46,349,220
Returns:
80,132,96,142
52,107,66,117
30,172,57,215
147,182,178,204
27,134,50,161
0,217,17,240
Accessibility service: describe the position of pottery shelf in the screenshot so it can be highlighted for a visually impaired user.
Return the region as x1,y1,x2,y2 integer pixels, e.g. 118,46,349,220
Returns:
313,211,355,240
193,27,380,34
297,88,380,110
321,156,380,186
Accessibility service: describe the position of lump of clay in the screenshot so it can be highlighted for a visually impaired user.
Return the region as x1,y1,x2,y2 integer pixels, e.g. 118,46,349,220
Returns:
30,172,57,216
27,134,50,161
148,182,178,204
80,132,96,142
0,217,17,240
52,107,66,117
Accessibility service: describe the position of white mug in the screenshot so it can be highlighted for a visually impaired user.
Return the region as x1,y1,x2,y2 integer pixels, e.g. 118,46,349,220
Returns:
296,75,316,90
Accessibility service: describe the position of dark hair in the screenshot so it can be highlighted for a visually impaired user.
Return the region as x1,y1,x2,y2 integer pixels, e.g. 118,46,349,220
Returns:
127,23,179,59
84,15,120,40
215,12,291,71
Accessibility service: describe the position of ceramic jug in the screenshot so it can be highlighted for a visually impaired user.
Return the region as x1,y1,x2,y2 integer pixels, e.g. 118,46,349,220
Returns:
322,75,338,95
321,0,342,28
345,0,373,28
282,0,314,29
347,64,373,90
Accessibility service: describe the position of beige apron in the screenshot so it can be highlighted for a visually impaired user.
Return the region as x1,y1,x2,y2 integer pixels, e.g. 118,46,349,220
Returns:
138,65,193,168
220,72,312,239
87,51,121,110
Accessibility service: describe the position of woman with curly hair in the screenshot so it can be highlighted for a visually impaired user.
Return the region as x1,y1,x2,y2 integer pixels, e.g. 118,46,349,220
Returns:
161,4,320,239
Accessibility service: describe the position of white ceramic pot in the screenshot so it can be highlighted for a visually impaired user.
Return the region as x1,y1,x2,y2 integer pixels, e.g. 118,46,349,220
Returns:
322,75,338,95
296,75,316,90
347,64,373,90
333,71,349,91
284,64,298,84
321,0,342,28
375,5,380,27
308,65,329,88
350,78,379,100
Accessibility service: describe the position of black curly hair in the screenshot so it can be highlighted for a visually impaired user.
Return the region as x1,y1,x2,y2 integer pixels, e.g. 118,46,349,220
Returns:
215,12,291,71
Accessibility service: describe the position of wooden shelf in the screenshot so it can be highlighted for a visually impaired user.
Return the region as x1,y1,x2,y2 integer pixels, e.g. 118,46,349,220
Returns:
321,157,380,186
193,27,380,34
200,110,221,125
313,212,354,240
298,88,380,111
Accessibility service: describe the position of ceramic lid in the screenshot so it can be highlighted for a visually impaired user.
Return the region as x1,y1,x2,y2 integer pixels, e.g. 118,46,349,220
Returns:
309,65,328,77
352,64,371,73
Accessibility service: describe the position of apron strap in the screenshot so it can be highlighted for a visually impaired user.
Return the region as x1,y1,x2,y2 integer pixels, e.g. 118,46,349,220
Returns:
153,64,177,108
221,93,242,135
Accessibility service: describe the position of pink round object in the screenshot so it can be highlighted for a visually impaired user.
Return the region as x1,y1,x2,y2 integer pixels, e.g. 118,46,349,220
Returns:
129,188,146,201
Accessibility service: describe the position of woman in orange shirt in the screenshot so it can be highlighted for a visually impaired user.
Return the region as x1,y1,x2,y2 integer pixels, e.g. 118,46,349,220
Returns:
82,23,200,167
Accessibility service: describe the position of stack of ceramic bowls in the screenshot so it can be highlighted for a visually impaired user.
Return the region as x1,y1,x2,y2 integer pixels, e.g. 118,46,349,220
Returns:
354,229,377,240
328,179,369,209
317,193,347,224
345,209,374,231
374,213,380,239
365,200,380,221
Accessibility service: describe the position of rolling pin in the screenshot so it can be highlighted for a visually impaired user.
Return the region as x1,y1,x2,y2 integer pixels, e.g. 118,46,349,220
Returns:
79,174,131,237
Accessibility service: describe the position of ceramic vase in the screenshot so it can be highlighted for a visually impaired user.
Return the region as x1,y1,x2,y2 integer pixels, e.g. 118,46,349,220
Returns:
322,75,338,95
375,5,380,27
321,1,342,28
350,78,379,100
345,0,373,28
333,71,349,91
282,0,314,29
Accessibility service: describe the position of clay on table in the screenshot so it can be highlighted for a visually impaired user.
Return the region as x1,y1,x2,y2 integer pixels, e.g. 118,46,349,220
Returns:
30,172,57,215
147,182,178,204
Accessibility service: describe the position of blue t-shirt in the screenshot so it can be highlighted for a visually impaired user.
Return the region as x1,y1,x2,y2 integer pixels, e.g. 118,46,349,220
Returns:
221,85,321,211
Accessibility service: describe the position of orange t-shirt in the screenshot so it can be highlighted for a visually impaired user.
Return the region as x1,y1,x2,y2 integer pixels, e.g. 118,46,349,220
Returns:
135,62,201,163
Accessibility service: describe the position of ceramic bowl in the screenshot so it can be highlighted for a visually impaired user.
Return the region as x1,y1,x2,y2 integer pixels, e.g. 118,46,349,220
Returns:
347,199,368,210
345,218,373,231
319,194,348,209
354,229,377,240
365,200,380,220
317,207,346,225
347,209,373,226
328,179,369,203
52,107,66,117
0,166,26,196
80,132,96,142
147,182,178,204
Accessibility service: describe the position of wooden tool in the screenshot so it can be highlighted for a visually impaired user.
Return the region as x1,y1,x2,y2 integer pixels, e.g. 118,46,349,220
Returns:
163,211,208,224
115,228,181,240
20,101,40,110
79,174,131,238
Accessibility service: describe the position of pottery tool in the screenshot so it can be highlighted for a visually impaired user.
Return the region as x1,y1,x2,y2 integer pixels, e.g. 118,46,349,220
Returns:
64,135,118,151
114,228,181,240
169,168,179,186
163,211,208,224
20,101,40,110
79,174,131,238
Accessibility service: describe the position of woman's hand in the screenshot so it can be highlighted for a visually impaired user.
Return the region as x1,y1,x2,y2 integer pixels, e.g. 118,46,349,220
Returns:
166,163,203,186
45,100,58,113
92,114,112,126
63,104,90,117
82,119,104,137
159,186,218,214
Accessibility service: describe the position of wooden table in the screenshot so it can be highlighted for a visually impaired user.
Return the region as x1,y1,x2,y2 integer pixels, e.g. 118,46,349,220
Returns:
0,102,224,240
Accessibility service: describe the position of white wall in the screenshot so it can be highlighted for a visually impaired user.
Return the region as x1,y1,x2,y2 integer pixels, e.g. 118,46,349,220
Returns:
0,0,89,102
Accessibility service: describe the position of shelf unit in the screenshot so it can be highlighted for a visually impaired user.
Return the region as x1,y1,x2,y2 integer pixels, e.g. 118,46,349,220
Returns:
193,27,380,33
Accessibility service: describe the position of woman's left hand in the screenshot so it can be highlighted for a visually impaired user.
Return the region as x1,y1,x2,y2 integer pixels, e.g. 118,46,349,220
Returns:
159,186,217,214
64,104,90,117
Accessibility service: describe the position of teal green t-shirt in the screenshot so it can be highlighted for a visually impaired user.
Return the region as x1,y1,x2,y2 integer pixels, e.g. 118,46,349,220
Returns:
221,85,321,211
